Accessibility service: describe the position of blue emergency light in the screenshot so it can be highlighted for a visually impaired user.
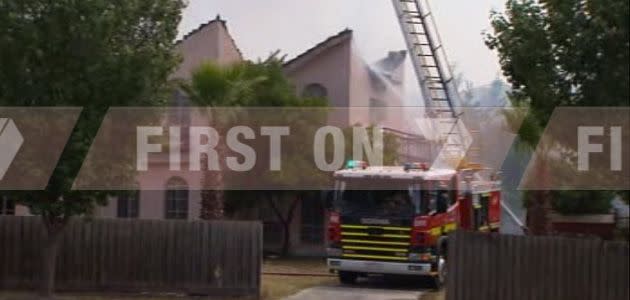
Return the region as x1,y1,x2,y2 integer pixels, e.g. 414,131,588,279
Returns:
346,160,368,169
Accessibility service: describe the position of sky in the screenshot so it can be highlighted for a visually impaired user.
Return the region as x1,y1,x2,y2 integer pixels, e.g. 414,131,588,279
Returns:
177,0,506,91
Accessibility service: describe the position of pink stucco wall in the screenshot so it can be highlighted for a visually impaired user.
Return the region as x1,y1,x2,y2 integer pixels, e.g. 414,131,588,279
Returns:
170,21,242,80
284,36,353,111
96,167,203,221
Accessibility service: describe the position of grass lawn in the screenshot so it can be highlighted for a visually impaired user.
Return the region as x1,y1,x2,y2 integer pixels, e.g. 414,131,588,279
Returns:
261,274,335,300
262,257,329,274
261,257,335,299
421,290,445,300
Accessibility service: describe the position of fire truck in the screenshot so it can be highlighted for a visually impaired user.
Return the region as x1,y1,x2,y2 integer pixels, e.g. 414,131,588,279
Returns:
325,0,504,287
326,161,501,287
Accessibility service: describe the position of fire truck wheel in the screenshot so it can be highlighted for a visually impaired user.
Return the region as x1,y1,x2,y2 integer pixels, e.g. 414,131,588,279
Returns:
432,256,447,289
338,271,358,285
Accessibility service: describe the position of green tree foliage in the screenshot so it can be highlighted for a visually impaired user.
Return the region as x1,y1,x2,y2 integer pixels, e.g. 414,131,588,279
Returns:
486,0,629,129
485,0,628,225
186,55,326,107
0,0,184,296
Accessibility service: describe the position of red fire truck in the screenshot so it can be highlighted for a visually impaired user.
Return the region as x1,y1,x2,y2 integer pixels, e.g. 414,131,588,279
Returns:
326,161,501,287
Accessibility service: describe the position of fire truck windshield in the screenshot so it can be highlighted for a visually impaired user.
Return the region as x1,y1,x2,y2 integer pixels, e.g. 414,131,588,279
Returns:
333,179,419,217
332,179,454,217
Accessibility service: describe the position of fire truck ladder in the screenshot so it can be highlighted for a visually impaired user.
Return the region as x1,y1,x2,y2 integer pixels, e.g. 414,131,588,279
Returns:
392,0,474,167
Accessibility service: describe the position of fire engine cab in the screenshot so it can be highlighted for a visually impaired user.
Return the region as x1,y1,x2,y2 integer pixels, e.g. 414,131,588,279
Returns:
326,161,501,287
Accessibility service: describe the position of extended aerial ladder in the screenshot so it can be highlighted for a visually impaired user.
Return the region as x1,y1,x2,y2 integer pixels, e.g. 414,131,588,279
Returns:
391,1,526,230
391,0,475,168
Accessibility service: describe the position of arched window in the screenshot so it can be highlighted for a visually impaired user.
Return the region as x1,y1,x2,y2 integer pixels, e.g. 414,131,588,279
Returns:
165,177,189,219
117,191,139,218
302,83,328,99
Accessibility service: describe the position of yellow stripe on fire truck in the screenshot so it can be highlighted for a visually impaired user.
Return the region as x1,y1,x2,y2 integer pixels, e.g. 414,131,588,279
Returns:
427,222,457,236
342,245,408,252
342,254,408,261
341,232,409,238
341,239,410,246
340,225,411,231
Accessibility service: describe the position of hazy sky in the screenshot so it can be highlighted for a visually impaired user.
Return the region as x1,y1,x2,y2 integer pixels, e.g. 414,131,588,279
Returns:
178,0,506,88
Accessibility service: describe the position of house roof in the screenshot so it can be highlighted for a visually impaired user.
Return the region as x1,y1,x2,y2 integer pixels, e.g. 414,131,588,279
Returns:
175,17,353,72
174,15,243,58
283,29,353,73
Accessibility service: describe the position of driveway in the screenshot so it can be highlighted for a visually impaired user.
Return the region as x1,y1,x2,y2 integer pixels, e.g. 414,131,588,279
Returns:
283,278,427,300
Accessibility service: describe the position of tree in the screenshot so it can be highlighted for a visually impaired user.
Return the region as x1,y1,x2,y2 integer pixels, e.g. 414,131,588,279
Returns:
485,0,629,234
185,55,327,252
0,0,184,296
183,61,266,219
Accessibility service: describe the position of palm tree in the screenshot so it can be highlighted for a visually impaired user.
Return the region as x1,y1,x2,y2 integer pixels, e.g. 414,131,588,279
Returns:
182,61,266,220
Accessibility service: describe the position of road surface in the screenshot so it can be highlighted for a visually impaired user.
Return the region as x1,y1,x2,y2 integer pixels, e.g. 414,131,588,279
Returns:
283,277,427,300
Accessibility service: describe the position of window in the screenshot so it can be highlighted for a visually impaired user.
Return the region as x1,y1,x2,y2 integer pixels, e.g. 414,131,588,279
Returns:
302,83,328,99
117,192,139,218
0,196,15,215
165,177,189,219
300,195,325,244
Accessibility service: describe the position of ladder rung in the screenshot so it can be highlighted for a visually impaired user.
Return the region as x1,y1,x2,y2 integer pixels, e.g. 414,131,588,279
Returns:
429,87,445,90
422,65,438,68
406,21,424,25
409,31,427,35
404,12,432,19
416,44,443,53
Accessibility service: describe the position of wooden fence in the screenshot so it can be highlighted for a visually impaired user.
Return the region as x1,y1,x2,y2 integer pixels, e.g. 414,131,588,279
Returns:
447,230,629,300
0,216,262,297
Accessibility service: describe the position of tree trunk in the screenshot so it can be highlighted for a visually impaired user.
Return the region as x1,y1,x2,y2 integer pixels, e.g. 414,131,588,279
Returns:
199,115,225,220
39,216,68,299
268,192,300,257
200,165,224,220
525,156,552,235
280,221,291,256
526,191,552,235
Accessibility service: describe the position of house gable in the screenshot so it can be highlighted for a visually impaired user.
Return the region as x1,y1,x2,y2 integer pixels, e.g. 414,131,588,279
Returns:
171,16,243,80
283,30,354,111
